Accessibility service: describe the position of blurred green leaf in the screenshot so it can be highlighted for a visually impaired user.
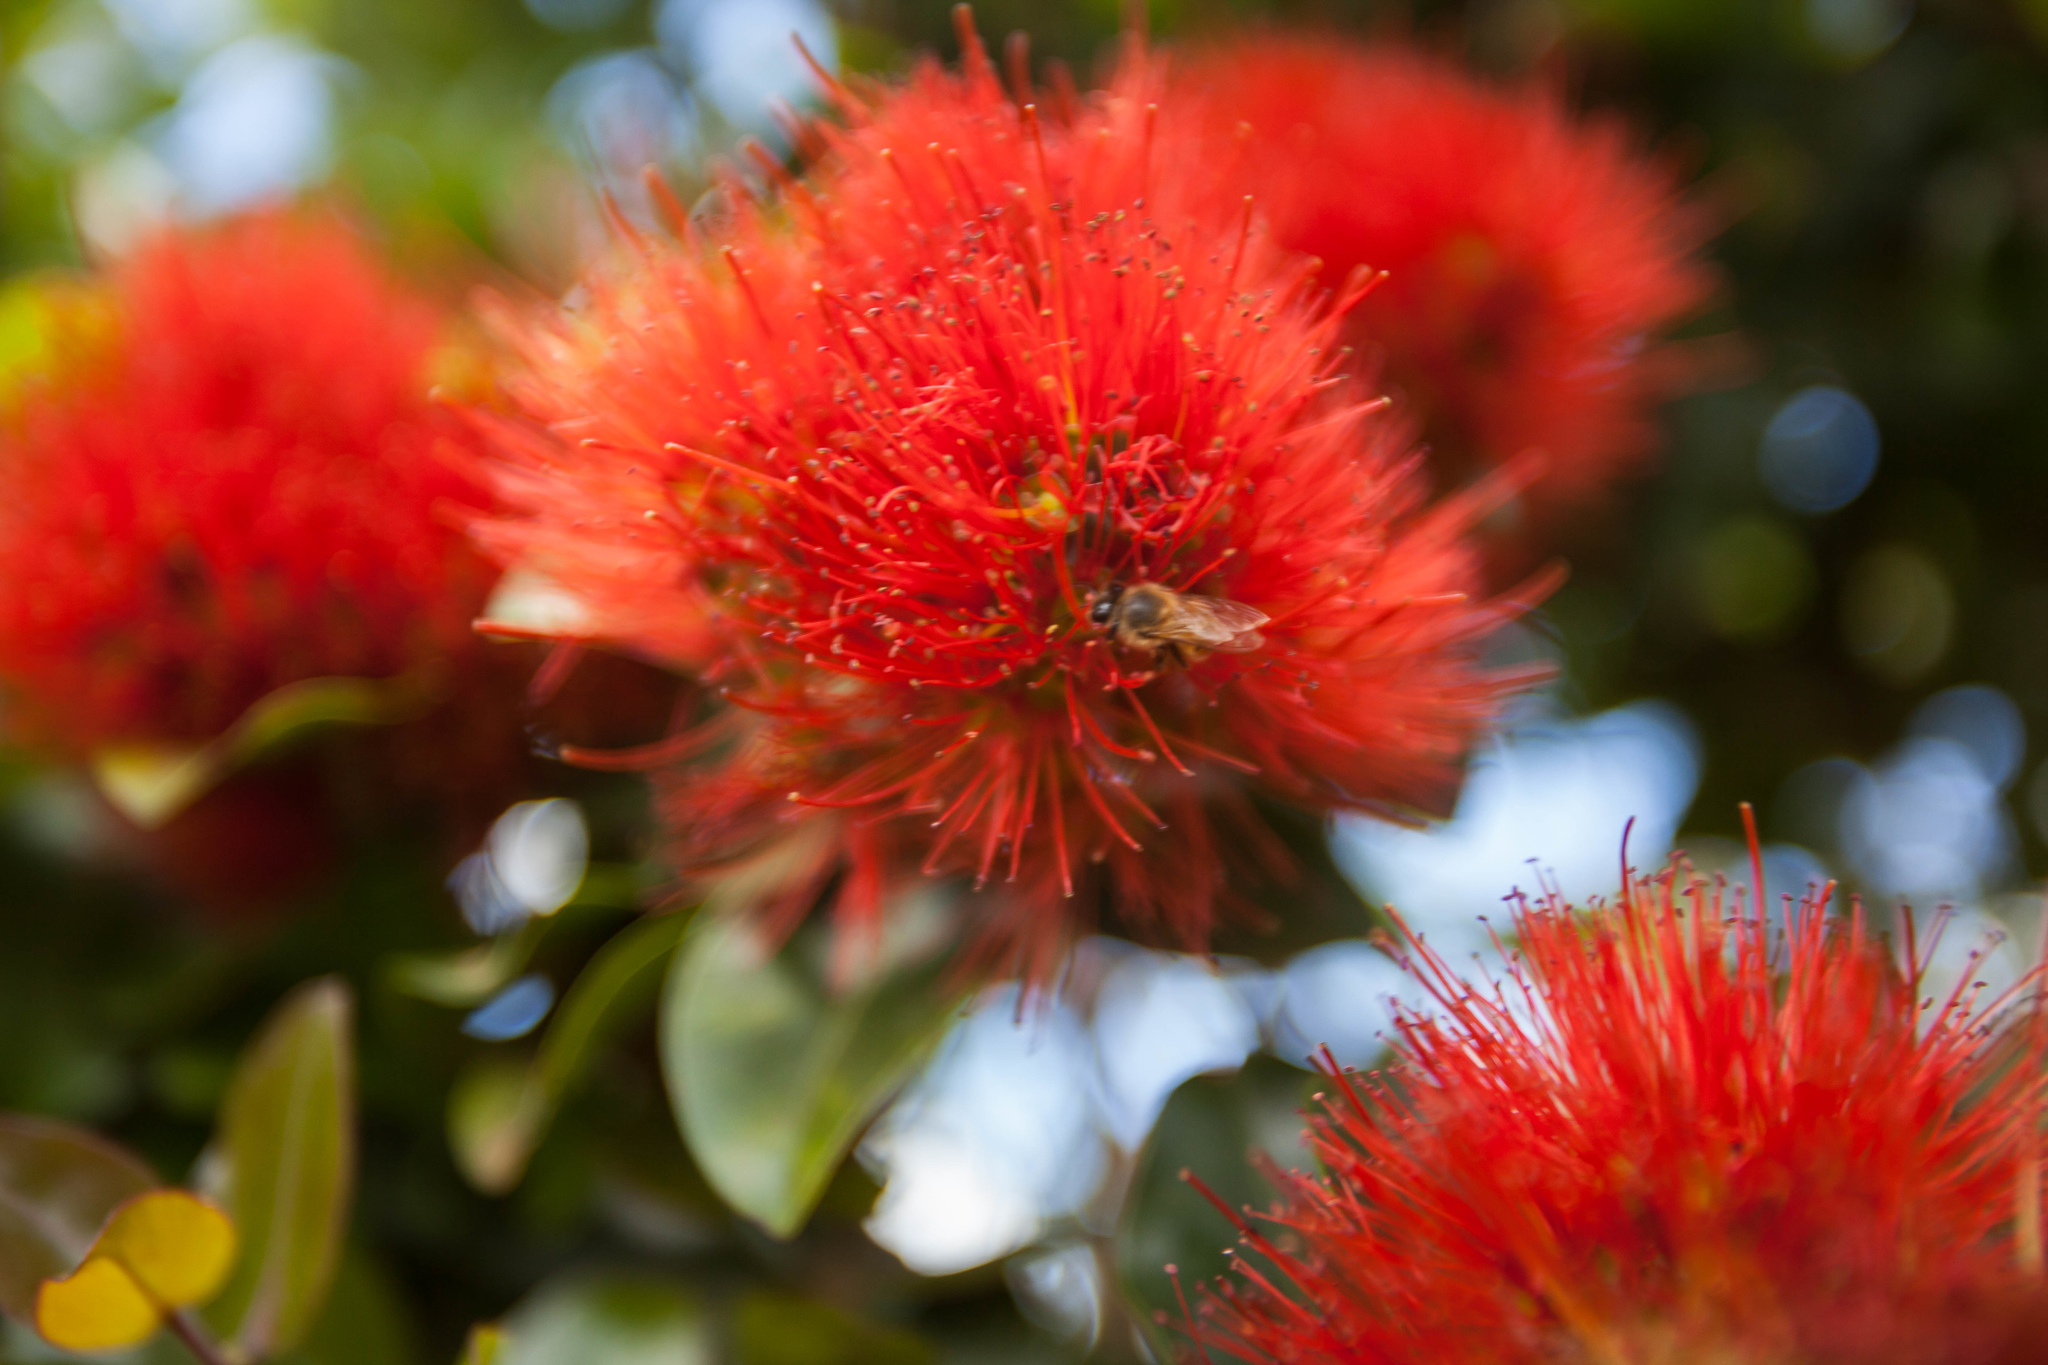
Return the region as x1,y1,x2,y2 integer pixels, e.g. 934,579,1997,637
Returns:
385,870,646,1009
660,892,968,1239
449,911,693,1195
202,977,356,1360
92,676,424,828
0,280,55,396
387,918,551,1009
731,1289,934,1365
0,1114,156,1323
90,745,219,833
0,3,64,81
497,1274,709,1365
446,1058,543,1198
457,1322,507,1365
285,1247,419,1365
1115,1058,1317,1346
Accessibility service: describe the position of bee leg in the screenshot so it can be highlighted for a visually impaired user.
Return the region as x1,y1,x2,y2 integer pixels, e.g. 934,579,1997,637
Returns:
1165,642,1189,669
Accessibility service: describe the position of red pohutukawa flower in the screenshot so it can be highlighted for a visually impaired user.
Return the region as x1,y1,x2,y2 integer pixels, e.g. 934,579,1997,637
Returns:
1184,834,2048,1364
0,210,498,754
1168,35,1712,513
475,23,1544,979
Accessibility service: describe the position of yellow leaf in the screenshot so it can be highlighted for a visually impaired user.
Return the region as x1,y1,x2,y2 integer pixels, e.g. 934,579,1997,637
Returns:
29,1190,238,1353
97,1189,238,1307
34,1257,159,1351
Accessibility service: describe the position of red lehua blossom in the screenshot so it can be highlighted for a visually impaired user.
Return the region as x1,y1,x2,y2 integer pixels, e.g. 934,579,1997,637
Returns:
1183,824,2048,1365
475,21,1547,980
0,209,499,755
1167,35,1712,514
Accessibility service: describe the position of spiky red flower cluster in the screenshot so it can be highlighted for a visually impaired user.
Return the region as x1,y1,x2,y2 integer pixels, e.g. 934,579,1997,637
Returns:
1186,844,2048,1364
476,28,1541,979
0,211,497,754
1169,36,1711,512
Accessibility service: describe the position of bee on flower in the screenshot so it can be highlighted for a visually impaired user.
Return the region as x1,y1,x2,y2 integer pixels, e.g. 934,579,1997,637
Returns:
473,16,1550,981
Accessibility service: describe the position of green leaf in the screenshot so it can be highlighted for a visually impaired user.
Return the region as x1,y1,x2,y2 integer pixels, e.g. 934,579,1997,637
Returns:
386,919,551,1010
0,1114,157,1323
93,676,422,828
457,1323,507,1365
284,1247,420,1365
202,977,356,1360
497,1274,709,1365
730,1289,934,1365
224,676,409,758
385,870,646,1010
446,1059,544,1198
1115,1057,1318,1348
659,890,968,1239
448,912,693,1195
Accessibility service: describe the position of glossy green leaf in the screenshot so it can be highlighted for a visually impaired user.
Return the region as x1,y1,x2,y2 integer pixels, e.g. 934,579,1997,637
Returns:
202,977,356,1360
660,890,968,1239
0,1113,157,1323
448,911,692,1195
497,1273,709,1365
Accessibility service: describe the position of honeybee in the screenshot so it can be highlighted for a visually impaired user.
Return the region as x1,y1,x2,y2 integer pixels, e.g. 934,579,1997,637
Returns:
1089,582,1269,666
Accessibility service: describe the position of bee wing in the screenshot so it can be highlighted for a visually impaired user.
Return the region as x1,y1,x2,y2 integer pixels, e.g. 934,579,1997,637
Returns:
1172,595,1271,650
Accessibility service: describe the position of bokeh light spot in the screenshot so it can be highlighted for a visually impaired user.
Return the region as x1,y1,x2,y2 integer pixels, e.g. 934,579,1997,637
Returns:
1907,684,2025,791
1335,700,1701,923
155,35,341,214
1841,544,1953,683
1759,385,1880,514
462,974,556,1041
1806,0,1913,63
1689,514,1815,641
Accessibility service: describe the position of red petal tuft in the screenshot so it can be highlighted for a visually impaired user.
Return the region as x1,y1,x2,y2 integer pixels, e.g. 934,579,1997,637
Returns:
1188,860,2048,1364
1167,34,1715,514
476,39,1546,979
0,210,499,753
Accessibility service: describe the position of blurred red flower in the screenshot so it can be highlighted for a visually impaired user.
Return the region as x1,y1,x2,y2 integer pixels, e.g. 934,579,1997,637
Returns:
1169,35,1712,517
1185,838,2048,1364
475,27,1544,981
0,210,498,754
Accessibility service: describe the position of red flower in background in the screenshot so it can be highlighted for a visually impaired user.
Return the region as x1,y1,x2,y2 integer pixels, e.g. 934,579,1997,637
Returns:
475,23,1544,981
1169,36,1712,517
1185,829,2048,1364
0,210,498,754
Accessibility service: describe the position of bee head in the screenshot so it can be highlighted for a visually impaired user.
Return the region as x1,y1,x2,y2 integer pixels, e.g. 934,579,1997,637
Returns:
1088,583,1124,626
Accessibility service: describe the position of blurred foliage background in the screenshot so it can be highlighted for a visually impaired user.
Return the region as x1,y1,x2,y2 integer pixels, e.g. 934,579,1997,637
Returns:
8,0,2048,1361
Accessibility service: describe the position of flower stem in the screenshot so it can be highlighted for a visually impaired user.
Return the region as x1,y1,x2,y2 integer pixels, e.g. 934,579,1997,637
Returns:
165,1310,233,1365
